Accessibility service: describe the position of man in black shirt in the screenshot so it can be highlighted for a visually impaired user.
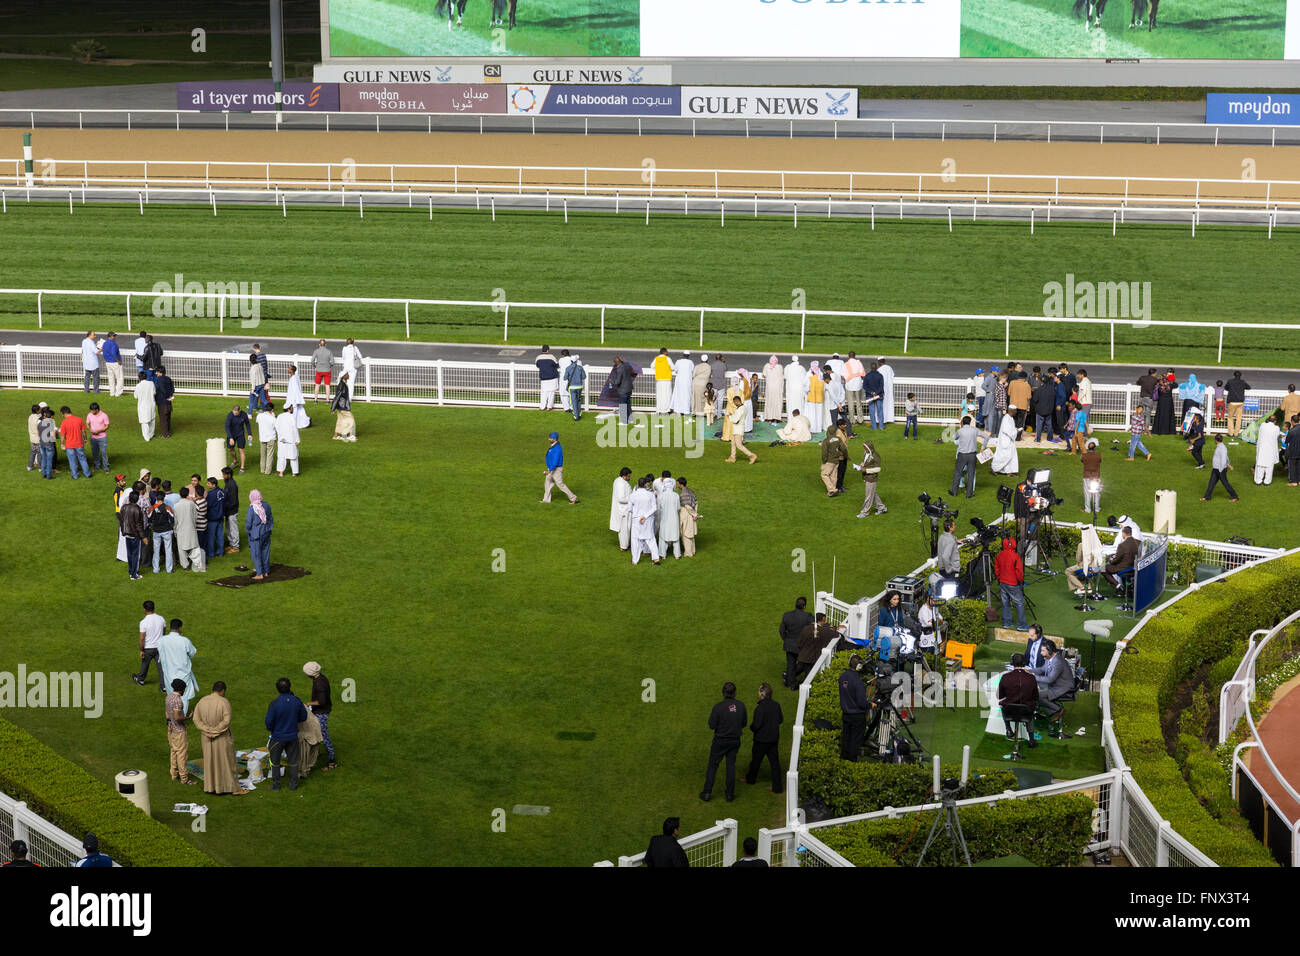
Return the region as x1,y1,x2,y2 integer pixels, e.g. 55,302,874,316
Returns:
644,817,689,867
744,683,784,792
155,365,175,438
700,682,747,803
839,654,870,761
998,653,1038,746
1225,371,1251,437
779,597,814,689
2,840,39,867
731,836,769,867
304,661,335,770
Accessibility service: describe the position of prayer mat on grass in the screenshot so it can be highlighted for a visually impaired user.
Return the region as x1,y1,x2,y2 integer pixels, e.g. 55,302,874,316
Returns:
208,564,311,588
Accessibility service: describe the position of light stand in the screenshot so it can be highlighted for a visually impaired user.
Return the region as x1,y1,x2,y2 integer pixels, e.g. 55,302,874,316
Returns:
917,752,972,867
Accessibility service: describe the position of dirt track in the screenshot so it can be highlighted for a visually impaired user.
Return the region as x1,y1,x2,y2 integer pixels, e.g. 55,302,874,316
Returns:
6,129,1300,204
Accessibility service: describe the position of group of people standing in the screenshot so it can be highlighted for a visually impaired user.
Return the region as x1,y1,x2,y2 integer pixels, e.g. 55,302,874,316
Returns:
114,468,275,580
27,400,112,479
611,467,701,564
134,601,337,795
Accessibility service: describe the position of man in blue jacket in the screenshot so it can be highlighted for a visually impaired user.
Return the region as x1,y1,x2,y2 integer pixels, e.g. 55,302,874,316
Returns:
541,432,578,504
265,677,308,791
862,363,886,431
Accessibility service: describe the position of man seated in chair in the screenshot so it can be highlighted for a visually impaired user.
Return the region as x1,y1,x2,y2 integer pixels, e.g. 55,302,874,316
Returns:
998,653,1039,746
1022,623,1052,671
1030,643,1074,721
1103,525,1140,590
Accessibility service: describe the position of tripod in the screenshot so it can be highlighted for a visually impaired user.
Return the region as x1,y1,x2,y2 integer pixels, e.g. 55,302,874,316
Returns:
866,680,925,760
1028,509,1070,572
917,786,972,866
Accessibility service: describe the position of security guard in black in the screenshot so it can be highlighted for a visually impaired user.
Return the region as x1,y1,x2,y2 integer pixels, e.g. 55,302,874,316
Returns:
700,684,748,802
839,657,871,761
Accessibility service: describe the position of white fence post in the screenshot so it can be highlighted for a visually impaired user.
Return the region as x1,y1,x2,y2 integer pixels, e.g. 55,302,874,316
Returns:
503,304,509,342
508,363,516,406
365,360,372,402
405,300,410,340
600,306,605,344
36,291,42,328
219,295,225,334
221,353,229,396
312,299,318,337
14,344,22,388
699,308,704,347
800,312,806,350
436,359,444,406
126,293,131,331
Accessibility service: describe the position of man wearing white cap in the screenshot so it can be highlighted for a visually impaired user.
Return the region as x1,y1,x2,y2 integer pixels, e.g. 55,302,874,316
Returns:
670,351,694,416
304,661,336,771
653,348,674,415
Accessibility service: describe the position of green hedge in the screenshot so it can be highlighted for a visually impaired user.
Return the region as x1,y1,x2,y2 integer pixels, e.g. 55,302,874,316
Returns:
943,599,991,647
799,652,1017,817
817,793,1096,867
1110,552,1300,867
0,717,215,867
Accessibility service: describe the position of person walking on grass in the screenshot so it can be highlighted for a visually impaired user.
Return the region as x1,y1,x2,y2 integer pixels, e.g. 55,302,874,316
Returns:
541,432,578,504
724,396,757,465
700,681,746,804
1127,408,1153,461
165,678,197,786
221,467,241,554
303,661,336,771
246,490,274,580
225,404,252,473
1202,434,1239,502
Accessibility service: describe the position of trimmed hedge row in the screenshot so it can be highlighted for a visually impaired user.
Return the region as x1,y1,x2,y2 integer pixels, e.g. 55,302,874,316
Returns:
817,793,1096,867
799,651,1017,817
0,717,215,867
1109,552,1300,867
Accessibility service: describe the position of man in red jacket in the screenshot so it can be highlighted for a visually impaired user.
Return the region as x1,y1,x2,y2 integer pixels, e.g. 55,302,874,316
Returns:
994,536,1028,630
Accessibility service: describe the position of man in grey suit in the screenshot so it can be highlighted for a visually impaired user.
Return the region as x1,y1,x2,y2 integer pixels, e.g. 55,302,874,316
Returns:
1031,643,1074,718
949,416,982,499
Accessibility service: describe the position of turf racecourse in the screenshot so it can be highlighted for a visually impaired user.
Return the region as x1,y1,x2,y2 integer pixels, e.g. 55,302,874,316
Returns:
4,389,1297,865
1,203,1299,366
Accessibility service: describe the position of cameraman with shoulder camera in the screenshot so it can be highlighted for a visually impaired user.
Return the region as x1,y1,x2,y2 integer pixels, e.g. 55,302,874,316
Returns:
839,654,871,761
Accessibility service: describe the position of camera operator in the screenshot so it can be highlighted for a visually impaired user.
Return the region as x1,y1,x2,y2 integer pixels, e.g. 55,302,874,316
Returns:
998,653,1039,746
994,536,1028,631
917,593,943,655
839,654,871,761
936,518,960,576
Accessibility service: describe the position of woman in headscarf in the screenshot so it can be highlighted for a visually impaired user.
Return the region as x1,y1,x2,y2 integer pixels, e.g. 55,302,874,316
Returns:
245,490,274,581
1153,378,1176,435
805,360,825,435
763,355,783,422
331,371,356,442
990,405,1020,475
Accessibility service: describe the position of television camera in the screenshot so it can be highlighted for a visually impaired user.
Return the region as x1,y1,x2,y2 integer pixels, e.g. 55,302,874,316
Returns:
918,491,959,558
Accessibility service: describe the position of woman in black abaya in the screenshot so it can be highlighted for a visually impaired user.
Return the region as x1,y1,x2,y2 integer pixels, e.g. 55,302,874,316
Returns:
1153,380,1176,435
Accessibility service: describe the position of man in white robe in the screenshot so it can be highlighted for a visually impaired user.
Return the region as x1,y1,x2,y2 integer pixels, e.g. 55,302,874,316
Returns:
763,356,783,422
284,365,311,429
157,623,198,709
990,405,1020,475
135,373,157,441
1255,418,1282,484
826,352,846,380
784,356,805,421
275,409,301,476
877,357,896,425
778,410,812,444
670,351,694,416
692,355,711,415
628,480,661,565
656,484,682,559
653,471,675,538
610,468,632,550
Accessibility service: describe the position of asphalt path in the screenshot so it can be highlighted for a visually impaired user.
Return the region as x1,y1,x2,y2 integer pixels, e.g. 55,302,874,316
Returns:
4,328,1296,389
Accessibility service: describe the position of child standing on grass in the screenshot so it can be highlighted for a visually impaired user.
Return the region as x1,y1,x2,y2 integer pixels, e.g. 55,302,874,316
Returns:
1213,380,1226,429
704,383,717,427
904,393,919,440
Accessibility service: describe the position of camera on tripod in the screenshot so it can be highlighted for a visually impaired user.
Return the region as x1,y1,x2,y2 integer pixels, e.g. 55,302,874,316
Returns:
969,516,999,545
918,491,958,524
1021,469,1063,512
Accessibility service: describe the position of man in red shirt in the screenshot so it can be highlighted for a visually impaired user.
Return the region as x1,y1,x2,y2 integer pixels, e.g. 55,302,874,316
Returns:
994,536,1028,630
57,406,92,480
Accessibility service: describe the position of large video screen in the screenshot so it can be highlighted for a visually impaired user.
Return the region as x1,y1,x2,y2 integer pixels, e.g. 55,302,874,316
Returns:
326,0,1297,59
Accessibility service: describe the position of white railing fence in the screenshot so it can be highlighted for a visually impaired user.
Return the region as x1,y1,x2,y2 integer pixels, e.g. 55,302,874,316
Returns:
7,342,1290,434
8,158,1300,211
0,790,119,867
5,286,1299,365
593,817,738,867
1218,608,1300,866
